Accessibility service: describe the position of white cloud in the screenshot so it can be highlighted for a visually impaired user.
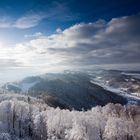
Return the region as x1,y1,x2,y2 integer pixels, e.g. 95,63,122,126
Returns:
14,15,45,29
56,28,62,33
0,14,45,29
0,2,77,30
24,32,43,38
0,14,140,79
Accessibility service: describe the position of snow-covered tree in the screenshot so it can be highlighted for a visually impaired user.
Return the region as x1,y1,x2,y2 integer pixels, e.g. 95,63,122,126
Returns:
0,94,139,140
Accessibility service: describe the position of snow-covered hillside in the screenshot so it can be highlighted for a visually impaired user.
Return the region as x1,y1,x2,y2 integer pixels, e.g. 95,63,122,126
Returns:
0,93,139,140
89,70,140,99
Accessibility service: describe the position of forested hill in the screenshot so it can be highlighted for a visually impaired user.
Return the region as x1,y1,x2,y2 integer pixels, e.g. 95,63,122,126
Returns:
1,72,129,110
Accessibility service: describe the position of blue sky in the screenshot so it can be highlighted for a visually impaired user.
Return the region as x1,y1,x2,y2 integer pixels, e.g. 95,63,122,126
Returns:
0,0,139,37
0,0,139,43
0,0,140,82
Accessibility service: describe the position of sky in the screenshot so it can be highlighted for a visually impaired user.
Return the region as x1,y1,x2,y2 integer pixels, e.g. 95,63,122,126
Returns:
0,0,140,83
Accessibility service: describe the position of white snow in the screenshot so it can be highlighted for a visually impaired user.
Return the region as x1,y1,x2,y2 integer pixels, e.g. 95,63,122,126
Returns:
121,72,140,79
90,80,140,104
131,92,140,97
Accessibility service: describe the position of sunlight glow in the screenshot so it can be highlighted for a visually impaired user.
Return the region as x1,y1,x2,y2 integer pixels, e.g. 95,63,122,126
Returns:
0,41,4,48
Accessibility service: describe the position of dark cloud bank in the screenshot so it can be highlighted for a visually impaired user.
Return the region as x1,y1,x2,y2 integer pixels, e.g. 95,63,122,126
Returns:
48,14,140,69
